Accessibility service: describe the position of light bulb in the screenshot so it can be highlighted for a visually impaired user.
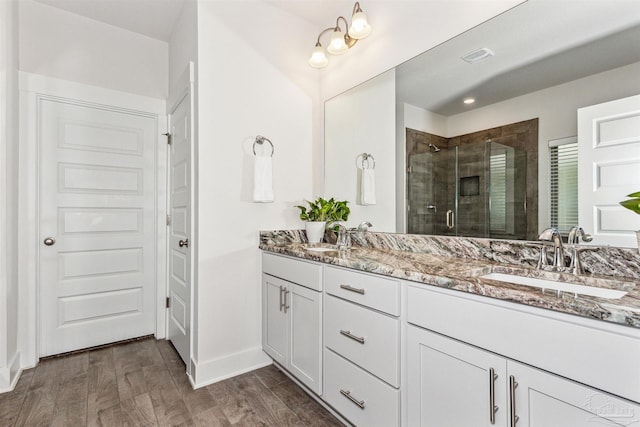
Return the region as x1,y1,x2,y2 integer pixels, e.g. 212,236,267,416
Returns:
349,11,371,39
327,28,348,55
309,45,328,68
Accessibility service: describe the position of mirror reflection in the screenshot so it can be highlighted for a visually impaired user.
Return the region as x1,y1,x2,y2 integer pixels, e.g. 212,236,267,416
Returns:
324,1,640,243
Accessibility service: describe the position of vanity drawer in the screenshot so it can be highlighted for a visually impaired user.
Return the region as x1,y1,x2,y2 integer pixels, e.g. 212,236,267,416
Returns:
325,266,400,315
324,349,399,427
262,252,323,291
325,295,400,387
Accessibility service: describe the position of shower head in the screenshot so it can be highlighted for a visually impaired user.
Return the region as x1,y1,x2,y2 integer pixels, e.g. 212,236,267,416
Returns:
428,143,441,152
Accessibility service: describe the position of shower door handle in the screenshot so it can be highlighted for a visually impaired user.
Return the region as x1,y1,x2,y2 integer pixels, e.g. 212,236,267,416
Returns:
446,210,455,229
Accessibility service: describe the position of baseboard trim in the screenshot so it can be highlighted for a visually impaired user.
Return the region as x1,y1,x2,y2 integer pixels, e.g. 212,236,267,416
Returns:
190,346,271,389
0,351,22,393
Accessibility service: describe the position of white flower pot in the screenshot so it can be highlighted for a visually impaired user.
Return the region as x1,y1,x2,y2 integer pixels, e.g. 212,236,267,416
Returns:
305,221,326,243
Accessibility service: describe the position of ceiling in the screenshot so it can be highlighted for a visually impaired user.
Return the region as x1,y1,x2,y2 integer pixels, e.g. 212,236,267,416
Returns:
33,0,189,42
395,0,640,116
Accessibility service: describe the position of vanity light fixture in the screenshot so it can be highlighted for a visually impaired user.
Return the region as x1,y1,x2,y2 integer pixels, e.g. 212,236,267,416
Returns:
308,2,372,69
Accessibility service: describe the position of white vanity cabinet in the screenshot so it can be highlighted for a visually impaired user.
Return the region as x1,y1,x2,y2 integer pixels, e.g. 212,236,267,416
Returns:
323,266,401,427
407,325,640,427
407,325,508,427
262,253,323,395
406,283,640,427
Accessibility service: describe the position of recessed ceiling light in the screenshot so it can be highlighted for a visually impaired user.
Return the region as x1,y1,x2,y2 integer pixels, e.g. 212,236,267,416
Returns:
461,48,494,64
463,98,475,105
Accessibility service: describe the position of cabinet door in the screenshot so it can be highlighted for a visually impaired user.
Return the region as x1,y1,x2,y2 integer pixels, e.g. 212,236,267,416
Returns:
262,274,287,366
407,325,508,427
288,283,322,395
508,361,640,427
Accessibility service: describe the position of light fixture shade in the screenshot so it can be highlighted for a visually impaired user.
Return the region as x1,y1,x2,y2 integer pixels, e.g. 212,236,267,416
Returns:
309,45,329,68
349,11,371,39
327,29,348,55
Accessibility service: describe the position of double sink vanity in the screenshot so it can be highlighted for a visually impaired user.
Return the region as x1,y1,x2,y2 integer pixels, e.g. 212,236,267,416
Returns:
260,230,640,427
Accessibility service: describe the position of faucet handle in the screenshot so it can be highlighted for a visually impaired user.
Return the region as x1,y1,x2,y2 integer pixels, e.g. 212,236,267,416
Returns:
568,246,599,275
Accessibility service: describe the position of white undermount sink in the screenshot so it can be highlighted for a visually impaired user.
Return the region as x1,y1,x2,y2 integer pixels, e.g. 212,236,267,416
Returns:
304,246,337,253
481,272,628,299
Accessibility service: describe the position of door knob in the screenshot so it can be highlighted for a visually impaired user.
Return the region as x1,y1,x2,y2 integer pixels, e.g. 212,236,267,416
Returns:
179,239,189,248
43,237,56,246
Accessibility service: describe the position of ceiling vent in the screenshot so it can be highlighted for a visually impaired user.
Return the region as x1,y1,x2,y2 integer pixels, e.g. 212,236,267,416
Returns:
461,48,494,64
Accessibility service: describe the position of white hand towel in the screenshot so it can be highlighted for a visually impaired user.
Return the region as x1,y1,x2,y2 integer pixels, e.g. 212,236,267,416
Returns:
253,156,274,203
361,168,376,205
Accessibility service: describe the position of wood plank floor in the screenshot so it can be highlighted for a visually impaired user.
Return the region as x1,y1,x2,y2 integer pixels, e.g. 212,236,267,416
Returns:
0,338,344,426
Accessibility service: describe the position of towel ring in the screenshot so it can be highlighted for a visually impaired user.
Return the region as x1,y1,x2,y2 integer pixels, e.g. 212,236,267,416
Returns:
358,153,375,170
253,135,274,157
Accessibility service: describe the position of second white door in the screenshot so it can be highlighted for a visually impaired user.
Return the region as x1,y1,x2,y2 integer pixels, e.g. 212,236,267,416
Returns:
167,68,193,367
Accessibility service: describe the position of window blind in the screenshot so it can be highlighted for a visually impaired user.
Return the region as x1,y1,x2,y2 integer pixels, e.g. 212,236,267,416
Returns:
549,138,578,233
489,152,507,232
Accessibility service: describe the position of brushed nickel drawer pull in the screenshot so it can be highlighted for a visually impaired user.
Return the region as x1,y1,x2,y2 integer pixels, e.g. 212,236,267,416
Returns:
283,289,290,314
340,330,365,344
340,284,365,295
489,368,498,424
340,389,365,409
279,285,285,312
509,375,519,426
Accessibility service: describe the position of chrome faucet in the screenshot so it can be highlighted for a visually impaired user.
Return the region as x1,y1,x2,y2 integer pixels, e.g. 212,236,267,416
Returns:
356,221,373,232
331,223,350,250
567,226,593,244
566,226,594,275
538,228,565,270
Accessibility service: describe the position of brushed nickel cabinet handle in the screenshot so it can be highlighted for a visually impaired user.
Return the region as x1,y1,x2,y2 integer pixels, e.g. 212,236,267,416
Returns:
340,330,365,344
340,284,365,295
509,375,519,426
489,368,498,424
283,289,290,314
340,389,365,409
279,285,285,312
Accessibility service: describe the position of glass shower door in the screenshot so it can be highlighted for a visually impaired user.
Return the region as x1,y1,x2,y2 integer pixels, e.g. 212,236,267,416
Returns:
407,146,457,235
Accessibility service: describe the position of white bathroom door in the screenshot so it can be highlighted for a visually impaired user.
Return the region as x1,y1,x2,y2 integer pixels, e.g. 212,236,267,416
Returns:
39,97,158,357
167,65,193,367
578,94,640,247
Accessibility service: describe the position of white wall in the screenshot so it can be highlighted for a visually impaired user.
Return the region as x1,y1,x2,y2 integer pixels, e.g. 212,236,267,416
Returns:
192,1,317,386
19,0,168,99
169,1,197,97
0,0,20,392
445,61,640,232
325,69,396,232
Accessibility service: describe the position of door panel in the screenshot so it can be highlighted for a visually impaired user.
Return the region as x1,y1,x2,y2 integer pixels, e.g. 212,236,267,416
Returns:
39,98,157,357
407,325,508,427
289,283,322,394
508,361,638,427
167,80,193,366
578,94,640,247
262,274,287,366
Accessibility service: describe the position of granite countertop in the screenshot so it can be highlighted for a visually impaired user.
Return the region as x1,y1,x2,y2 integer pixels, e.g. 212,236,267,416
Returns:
260,241,640,329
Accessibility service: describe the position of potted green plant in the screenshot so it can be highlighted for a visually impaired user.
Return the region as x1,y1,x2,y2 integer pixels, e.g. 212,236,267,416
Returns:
620,191,640,252
295,197,350,243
